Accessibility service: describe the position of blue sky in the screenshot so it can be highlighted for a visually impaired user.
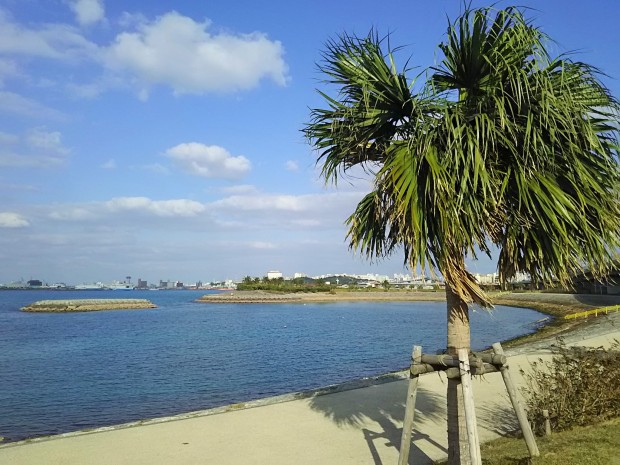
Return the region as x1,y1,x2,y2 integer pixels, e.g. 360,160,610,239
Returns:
1,0,618,285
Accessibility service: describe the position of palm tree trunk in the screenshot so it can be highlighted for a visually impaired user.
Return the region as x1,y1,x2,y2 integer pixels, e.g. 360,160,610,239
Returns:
446,284,471,465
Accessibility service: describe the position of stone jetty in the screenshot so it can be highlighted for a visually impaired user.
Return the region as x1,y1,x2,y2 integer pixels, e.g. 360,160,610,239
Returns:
21,299,157,313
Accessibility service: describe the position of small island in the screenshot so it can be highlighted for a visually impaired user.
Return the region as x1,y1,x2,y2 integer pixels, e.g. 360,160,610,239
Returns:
21,299,157,313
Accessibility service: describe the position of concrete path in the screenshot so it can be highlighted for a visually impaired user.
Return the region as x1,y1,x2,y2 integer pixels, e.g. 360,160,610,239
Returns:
1,313,618,465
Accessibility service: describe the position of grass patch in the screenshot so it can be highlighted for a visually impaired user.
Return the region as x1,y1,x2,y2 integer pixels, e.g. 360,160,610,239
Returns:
472,417,620,465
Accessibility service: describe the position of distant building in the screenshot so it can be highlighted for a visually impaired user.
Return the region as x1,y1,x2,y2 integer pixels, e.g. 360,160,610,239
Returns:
474,273,499,285
572,266,620,295
159,280,178,289
136,279,148,289
393,273,413,282
267,271,283,279
27,279,43,287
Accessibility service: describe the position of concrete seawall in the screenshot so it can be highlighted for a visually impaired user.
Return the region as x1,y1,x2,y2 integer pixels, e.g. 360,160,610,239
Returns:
197,290,447,304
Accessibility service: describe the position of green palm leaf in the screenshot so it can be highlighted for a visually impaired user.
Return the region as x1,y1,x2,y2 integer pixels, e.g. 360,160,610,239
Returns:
304,6,620,309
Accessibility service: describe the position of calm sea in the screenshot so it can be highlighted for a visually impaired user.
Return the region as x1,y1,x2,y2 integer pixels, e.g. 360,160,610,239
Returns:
0,289,544,442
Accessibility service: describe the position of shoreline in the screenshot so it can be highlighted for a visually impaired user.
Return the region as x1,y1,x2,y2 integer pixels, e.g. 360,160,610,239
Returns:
198,290,619,348
2,292,618,446
197,289,619,312
1,305,618,465
1,294,619,464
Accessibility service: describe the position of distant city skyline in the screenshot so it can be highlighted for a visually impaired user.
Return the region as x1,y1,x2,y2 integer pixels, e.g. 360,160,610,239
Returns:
3,269,525,289
2,269,423,287
1,1,617,285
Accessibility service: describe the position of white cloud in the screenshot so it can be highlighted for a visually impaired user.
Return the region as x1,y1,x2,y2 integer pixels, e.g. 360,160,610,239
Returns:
0,212,29,228
105,197,206,217
41,190,361,235
285,160,299,171
137,88,149,101
48,197,208,222
142,162,170,174
0,131,18,144
26,127,70,155
0,180,37,191
117,12,147,29
66,80,107,99
166,142,251,179
0,9,288,99
247,241,277,250
0,10,98,60
292,219,321,227
210,192,363,213
206,191,366,231
0,187,415,283
0,152,65,168
49,207,98,221
0,91,66,120
67,0,105,26
219,184,259,195
100,158,116,169
0,58,20,85
0,127,70,168
213,193,305,212
104,11,288,94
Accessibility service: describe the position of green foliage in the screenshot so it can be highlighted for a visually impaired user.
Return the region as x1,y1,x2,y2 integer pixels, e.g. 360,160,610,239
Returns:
236,277,332,293
473,417,620,465
303,6,620,308
521,340,620,434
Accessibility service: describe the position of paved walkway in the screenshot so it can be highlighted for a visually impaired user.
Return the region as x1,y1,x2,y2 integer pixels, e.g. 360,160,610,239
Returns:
1,313,618,465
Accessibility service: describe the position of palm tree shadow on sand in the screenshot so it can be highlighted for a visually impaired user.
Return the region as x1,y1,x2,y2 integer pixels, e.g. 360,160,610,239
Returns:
309,379,446,465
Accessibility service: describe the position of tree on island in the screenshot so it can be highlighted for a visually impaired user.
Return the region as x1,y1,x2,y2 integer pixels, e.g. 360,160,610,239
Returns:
304,6,620,464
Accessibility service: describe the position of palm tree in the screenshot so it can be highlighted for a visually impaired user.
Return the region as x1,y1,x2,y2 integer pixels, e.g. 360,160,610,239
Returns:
304,6,620,464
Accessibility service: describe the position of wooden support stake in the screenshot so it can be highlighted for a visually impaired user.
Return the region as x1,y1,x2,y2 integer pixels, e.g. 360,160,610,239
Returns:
445,363,500,379
492,343,540,458
458,348,482,465
398,346,422,465
418,353,506,369
543,409,551,436
410,362,437,376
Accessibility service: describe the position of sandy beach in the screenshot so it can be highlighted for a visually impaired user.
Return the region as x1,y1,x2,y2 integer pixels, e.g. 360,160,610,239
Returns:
1,293,619,465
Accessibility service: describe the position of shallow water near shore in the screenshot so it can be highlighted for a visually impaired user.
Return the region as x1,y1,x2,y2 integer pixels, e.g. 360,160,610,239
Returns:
0,289,544,442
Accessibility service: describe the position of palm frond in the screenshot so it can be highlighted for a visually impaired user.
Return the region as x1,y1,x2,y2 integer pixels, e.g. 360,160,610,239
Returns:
304,6,620,308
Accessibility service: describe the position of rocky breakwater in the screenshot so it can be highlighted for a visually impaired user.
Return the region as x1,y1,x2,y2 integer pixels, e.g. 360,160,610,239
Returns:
21,299,157,313
197,290,304,304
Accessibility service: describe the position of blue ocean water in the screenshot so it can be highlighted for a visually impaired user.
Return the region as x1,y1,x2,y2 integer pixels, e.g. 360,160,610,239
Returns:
0,289,544,442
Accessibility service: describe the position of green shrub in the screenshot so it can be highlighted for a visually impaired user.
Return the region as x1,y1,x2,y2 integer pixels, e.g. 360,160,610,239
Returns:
521,339,620,434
